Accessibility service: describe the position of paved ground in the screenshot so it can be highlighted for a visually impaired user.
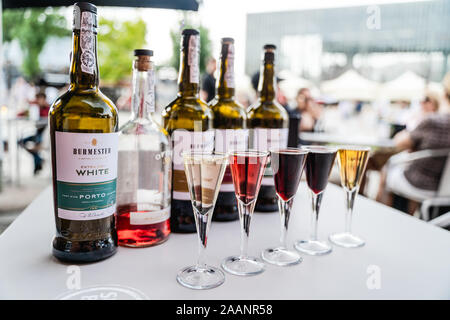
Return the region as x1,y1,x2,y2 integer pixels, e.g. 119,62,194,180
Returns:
0,144,51,234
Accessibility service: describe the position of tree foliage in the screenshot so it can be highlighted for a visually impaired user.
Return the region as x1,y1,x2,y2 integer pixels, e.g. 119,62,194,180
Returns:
170,21,212,74
97,17,146,84
2,8,69,80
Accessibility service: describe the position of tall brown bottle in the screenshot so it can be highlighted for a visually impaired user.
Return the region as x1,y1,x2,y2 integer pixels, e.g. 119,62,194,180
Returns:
49,2,118,262
162,29,214,233
211,38,247,221
247,44,289,212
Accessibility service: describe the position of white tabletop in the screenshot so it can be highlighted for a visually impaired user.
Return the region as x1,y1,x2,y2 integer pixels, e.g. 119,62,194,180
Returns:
300,132,395,149
0,183,449,300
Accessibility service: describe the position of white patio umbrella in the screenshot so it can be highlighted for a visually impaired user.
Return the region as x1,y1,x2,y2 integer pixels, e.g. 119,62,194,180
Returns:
320,69,379,101
380,71,426,101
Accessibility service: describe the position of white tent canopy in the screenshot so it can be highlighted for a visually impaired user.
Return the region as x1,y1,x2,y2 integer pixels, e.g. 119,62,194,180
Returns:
277,69,316,100
320,69,379,101
379,71,426,101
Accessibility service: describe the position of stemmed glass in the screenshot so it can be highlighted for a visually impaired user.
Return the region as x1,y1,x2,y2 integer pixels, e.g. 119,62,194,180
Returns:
176,151,228,290
222,150,269,276
261,148,308,266
329,146,370,248
294,146,337,256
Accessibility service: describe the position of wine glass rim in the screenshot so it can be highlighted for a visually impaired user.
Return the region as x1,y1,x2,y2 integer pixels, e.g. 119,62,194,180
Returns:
182,150,228,160
270,147,308,155
337,145,371,151
301,145,338,153
229,150,269,157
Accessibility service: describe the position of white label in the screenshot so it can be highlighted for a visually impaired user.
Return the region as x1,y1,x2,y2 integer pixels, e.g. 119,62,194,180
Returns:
224,43,235,88
251,128,288,186
215,128,247,192
214,129,248,152
145,69,155,113
55,132,118,220
80,11,95,75
171,129,214,200
130,206,170,225
252,128,288,152
188,35,200,84
172,129,215,169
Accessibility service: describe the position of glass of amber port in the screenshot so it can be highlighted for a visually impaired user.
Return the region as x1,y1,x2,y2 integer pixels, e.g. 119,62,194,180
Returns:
329,146,370,248
177,151,228,290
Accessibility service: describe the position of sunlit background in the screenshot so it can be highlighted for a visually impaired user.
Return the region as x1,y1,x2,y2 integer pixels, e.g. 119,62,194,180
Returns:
1,0,449,232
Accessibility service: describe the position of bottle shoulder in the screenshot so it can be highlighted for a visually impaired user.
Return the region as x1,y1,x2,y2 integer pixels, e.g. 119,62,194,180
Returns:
50,88,118,119
162,95,212,119
119,118,170,140
247,100,288,119
210,99,247,119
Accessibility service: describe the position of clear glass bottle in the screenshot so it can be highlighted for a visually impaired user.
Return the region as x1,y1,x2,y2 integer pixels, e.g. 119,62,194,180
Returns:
116,49,172,247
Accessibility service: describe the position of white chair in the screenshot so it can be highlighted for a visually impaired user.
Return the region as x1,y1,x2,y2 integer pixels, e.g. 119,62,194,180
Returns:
386,148,450,226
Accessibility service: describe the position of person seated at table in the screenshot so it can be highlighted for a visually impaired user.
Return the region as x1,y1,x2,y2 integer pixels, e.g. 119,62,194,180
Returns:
376,110,450,214
293,88,323,132
405,92,440,131
18,92,50,175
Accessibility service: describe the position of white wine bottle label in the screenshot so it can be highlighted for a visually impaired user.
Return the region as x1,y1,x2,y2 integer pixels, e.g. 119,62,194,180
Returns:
171,129,214,200
80,11,95,75
55,132,118,221
251,128,288,186
145,69,156,113
130,206,170,225
188,35,200,84
215,128,248,192
224,43,235,88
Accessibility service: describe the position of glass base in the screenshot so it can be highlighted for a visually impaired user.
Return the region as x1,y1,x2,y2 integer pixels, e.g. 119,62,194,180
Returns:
222,256,265,276
294,239,332,256
329,232,365,248
261,247,302,266
176,265,225,290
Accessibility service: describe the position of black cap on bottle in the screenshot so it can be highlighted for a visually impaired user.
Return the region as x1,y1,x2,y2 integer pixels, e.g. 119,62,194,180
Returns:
74,2,97,14
221,37,234,43
134,49,153,57
182,29,199,36
73,2,97,30
263,44,276,50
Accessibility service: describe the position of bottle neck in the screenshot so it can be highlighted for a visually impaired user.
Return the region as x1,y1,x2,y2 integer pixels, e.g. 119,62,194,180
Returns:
178,34,200,97
69,30,99,91
258,55,276,103
131,67,155,121
217,42,235,100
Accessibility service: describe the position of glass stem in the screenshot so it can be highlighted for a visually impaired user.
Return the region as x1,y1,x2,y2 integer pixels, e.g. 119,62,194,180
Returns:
345,189,358,234
238,200,255,259
195,208,212,269
278,197,294,248
310,192,323,241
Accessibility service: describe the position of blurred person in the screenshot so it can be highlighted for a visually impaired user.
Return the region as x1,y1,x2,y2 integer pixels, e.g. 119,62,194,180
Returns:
18,92,50,175
200,57,216,103
293,88,323,132
405,92,440,131
376,105,450,215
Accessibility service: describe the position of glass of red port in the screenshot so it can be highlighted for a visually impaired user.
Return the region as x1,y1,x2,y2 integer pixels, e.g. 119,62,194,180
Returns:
294,145,337,256
222,150,269,276
261,148,308,266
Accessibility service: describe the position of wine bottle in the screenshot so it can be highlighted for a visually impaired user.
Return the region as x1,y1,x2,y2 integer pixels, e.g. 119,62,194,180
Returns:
162,29,214,233
116,49,172,247
247,44,289,212
210,38,247,221
49,2,118,262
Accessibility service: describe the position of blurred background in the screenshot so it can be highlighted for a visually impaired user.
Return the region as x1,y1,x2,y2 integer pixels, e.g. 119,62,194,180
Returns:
1,0,449,233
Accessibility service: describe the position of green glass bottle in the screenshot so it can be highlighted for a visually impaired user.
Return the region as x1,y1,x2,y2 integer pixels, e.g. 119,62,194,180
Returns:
49,2,118,262
162,29,214,233
247,44,289,212
210,37,247,221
